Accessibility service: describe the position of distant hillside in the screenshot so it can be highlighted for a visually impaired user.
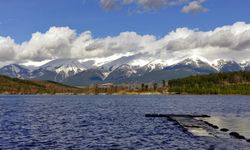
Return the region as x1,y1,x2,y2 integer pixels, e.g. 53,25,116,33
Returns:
0,75,82,94
168,71,250,95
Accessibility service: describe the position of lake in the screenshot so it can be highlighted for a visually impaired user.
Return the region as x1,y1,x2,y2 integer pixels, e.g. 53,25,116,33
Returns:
0,95,250,149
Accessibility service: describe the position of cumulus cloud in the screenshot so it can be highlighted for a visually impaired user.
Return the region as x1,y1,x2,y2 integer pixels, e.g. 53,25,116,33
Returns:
0,22,250,66
163,22,250,51
181,0,207,13
70,31,156,59
18,27,76,61
0,36,17,61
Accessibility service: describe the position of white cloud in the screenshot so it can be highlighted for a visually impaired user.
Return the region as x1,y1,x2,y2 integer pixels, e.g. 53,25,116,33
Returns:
100,0,121,10
0,36,17,61
0,22,250,66
71,31,155,59
136,0,170,9
100,0,196,12
163,22,250,52
181,0,207,13
18,27,76,61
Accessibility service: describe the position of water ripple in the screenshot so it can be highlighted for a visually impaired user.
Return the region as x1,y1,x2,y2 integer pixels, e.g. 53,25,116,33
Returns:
0,95,250,149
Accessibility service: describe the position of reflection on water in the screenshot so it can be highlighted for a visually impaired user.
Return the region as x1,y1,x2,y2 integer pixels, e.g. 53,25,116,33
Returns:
202,116,250,139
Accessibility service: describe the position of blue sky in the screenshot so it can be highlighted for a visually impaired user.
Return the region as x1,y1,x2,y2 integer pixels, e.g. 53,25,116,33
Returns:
1,0,250,66
0,0,250,43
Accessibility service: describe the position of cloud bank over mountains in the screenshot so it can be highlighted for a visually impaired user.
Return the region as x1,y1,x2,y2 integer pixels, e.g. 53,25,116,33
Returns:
0,22,250,66
100,0,208,13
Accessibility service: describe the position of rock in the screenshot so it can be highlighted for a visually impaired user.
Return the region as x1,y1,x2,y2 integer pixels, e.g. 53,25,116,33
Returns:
186,125,200,128
229,132,246,140
212,125,219,129
220,128,229,132
204,121,219,129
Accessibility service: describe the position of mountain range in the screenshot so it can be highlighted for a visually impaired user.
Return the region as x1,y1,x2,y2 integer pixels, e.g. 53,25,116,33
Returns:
0,55,249,86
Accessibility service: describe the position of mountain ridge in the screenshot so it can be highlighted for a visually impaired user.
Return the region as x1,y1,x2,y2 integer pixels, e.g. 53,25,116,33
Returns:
0,55,249,86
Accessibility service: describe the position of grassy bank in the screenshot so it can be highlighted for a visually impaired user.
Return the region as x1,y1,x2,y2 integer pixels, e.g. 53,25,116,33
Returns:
0,75,83,95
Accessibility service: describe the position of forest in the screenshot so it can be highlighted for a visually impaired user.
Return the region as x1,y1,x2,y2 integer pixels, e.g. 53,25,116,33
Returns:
168,71,250,95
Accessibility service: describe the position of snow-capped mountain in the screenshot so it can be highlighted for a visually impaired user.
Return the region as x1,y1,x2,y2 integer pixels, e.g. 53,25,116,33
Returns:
29,59,89,82
213,59,242,72
241,60,250,71
131,59,168,77
0,55,249,86
98,55,152,79
105,64,138,81
40,59,88,77
166,56,218,73
98,56,137,79
63,68,106,86
141,60,168,72
0,64,31,79
100,55,147,72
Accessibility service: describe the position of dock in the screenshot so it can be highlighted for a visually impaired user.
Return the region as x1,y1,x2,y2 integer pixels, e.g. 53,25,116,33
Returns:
145,114,250,142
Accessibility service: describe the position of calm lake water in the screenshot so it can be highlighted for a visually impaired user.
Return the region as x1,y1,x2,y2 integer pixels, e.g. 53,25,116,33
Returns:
0,95,250,149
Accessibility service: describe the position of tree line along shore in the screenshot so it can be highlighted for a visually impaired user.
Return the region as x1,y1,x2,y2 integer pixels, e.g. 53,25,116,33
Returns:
0,71,250,95
168,71,250,95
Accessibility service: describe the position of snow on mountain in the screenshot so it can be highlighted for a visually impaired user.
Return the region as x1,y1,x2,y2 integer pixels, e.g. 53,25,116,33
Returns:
133,59,169,77
142,59,168,72
241,60,250,71
40,59,88,77
0,64,31,79
100,55,148,72
166,55,218,73
182,55,213,66
213,59,242,72
98,55,150,79
63,68,106,86
105,64,138,81
1,55,249,86
27,59,89,82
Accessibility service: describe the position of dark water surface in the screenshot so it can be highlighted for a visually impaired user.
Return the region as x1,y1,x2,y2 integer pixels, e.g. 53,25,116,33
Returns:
0,95,250,149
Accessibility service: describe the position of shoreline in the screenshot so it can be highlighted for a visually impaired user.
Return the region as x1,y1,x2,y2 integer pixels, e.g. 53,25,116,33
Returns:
1,92,250,96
